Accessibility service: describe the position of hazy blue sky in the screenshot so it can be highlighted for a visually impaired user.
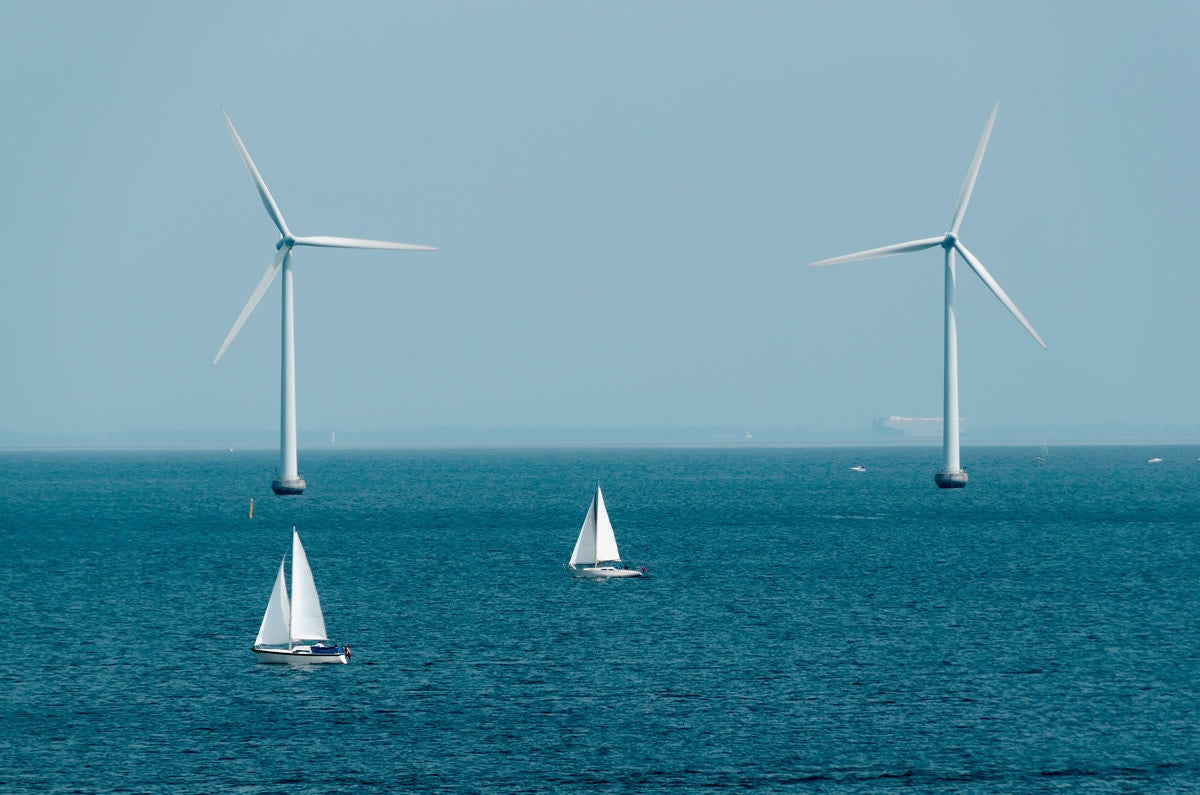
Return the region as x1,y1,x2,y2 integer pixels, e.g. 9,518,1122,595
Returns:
1,2,1197,439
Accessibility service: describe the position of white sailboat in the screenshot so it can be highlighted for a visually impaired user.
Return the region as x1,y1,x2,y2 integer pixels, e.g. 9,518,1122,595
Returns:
253,527,350,664
568,486,645,578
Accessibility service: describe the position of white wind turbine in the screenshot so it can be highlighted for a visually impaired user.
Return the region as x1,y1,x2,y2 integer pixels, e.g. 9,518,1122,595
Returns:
811,103,1045,488
213,110,435,495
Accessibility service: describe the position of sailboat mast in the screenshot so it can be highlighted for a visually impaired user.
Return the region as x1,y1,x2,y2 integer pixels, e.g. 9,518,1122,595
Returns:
287,528,295,651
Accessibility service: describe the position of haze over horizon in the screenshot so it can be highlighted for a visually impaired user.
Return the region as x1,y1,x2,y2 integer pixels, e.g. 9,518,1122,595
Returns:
2,2,1197,441
5,421,1199,450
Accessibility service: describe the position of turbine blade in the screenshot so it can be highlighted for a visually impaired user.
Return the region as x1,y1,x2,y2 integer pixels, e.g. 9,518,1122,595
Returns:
950,102,999,235
810,236,944,267
954,240,1046,349
212,247,286,365
291,235,436,251
221,109,290,239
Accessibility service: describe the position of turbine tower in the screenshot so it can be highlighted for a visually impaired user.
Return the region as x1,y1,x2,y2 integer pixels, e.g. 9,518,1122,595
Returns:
213,110,435,495
811,103,1045,488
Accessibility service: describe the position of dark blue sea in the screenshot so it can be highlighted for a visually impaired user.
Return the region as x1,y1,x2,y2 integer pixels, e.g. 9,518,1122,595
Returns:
2,446,1199,791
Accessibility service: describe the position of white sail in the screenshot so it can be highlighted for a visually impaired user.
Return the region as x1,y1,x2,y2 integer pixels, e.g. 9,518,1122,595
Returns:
568,494,597,567
289,529,328,643
255,557,291,647
569,486,621,566
593,486,621,563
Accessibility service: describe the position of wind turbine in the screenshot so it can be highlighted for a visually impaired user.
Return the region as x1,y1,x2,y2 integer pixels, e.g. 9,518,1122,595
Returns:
213,110,435,495
811,103,1045,488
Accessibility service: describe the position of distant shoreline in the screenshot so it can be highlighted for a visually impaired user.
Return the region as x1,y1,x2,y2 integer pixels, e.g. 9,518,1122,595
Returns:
2,429,1198,452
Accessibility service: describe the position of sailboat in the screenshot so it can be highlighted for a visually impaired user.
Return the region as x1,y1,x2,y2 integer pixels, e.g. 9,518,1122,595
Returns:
253,527,350,664
568,486,645,578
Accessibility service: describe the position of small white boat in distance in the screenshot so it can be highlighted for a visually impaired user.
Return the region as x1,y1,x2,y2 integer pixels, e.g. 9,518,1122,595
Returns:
1147,457,1163,464
253,527,350,664
568,486,645,578
850,465,866,473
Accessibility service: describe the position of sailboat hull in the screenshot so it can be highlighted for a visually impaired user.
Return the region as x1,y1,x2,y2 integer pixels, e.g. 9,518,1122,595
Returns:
571,566,644,579
253,646,349,664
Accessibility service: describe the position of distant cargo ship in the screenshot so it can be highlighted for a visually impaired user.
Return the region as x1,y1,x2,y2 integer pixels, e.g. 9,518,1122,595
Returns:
873,415,964,438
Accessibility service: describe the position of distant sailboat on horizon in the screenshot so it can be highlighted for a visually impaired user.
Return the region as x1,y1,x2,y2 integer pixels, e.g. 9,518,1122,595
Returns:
568,486,645,578
253,527,350,664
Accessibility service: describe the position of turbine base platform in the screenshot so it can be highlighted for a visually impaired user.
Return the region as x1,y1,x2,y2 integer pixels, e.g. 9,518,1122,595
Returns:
272,477,306,496
935,470,969,489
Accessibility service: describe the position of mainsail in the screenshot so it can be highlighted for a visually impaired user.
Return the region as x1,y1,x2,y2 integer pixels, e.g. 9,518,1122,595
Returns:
593,487,620,563
289,529,328,643
255,557,291,646
569,486,621,566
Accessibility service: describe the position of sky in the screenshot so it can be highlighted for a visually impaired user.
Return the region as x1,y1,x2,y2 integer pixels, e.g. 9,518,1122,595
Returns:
1,1,1198,442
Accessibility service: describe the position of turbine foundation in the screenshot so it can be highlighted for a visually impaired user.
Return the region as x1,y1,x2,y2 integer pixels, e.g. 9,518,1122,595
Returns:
272,476,306,496
935,470,969,489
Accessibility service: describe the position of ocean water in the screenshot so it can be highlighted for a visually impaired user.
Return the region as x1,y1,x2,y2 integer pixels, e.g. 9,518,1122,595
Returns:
1,445,1199,791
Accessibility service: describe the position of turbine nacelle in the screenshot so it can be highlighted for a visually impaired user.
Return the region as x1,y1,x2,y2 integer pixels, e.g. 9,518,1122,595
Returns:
276,237,295,250
941,233,958,250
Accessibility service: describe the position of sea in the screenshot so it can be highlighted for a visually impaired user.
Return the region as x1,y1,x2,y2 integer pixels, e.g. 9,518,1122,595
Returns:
2,445,1199,792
